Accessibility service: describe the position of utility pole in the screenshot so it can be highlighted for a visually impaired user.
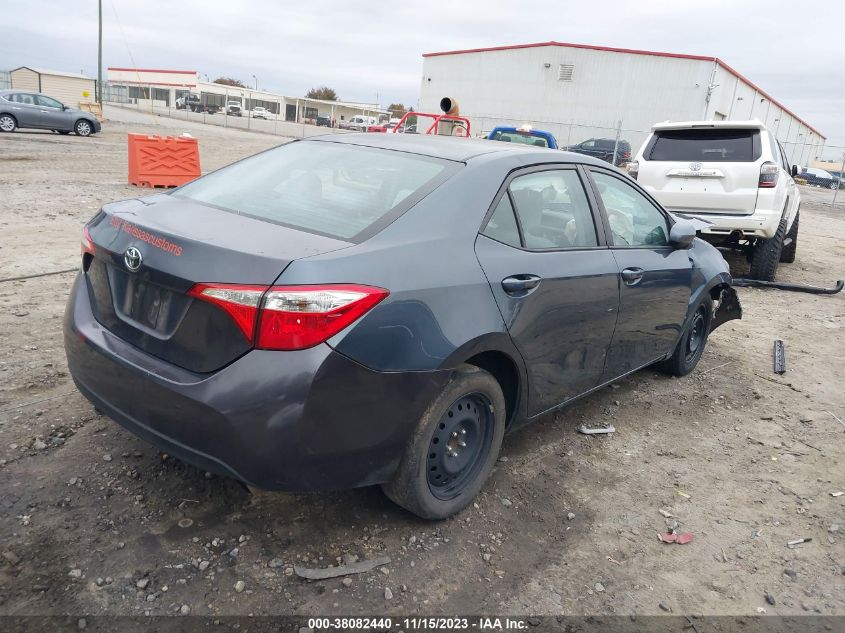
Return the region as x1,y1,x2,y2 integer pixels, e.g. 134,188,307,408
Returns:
97,0,103,104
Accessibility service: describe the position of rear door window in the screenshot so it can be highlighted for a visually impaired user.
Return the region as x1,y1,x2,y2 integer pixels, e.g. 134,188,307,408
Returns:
507,169,598,249
647,128,761,162
175,140,456,241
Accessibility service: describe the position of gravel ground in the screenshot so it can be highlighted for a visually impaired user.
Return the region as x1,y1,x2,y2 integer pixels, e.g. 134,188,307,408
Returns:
0,116,843,619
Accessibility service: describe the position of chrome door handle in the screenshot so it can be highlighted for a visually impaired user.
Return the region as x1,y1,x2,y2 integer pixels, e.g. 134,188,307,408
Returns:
621,267,644,285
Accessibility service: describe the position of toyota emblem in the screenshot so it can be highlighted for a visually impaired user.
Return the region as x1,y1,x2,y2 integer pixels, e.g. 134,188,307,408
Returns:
689,162,702,172
124,246,143,272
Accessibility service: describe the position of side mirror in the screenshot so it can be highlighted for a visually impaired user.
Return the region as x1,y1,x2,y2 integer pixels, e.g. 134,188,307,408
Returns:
669,221,697,249
791,165,798,177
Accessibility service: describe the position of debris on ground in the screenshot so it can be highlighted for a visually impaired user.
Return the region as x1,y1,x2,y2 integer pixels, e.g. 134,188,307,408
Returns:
774,340,786,375
787,538,812,548
577,424,615,435
658,532,694,544
294,556,391,580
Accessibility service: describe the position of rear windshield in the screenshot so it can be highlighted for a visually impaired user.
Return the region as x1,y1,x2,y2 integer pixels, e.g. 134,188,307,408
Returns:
175,141,454,241
490,131,549,148
647,129,760,162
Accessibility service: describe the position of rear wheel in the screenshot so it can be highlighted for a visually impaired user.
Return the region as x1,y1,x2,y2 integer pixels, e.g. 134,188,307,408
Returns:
658,295,713,377
748,216,787,281
0,114,17,132
382,365,506,519
780,211,799,263
74,119,93,136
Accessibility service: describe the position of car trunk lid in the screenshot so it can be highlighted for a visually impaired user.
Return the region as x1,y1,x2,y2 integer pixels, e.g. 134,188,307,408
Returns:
83,194,352,373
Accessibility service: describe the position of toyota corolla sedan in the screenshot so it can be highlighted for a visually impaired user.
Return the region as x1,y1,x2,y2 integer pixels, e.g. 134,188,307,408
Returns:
64,134,741,519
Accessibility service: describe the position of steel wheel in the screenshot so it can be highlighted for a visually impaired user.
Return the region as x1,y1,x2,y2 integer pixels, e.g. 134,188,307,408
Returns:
427,393,494,501
684,305,707,363
0,114,16,132
75,120,92,136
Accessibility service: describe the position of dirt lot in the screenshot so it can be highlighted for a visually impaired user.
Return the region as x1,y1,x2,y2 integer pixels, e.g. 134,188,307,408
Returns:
1,117,843,620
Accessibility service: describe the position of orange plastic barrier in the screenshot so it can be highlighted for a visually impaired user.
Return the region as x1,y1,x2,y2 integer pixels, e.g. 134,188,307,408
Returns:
127,134,201,188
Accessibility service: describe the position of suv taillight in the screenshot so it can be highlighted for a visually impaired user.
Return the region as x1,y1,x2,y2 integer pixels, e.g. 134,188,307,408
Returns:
626,161,639,180
188,283,389,351
759,161,779,188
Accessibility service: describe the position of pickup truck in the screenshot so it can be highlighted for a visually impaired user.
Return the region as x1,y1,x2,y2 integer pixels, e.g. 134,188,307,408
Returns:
487,126,558,149
176,94,219,114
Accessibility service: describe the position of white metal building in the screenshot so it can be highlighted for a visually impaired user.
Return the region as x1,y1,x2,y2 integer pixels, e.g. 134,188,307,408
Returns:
10,67,96,107
106,67,387,123
419,42,825,165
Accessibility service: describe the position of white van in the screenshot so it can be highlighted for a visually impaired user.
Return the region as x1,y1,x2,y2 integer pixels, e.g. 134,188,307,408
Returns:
341,115,378,131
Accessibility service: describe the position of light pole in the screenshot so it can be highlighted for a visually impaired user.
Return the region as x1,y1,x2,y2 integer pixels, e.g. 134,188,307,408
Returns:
252,75,258,90
97,0,102,104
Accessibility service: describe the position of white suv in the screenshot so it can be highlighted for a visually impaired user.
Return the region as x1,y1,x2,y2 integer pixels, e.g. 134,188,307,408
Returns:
628,120,800,281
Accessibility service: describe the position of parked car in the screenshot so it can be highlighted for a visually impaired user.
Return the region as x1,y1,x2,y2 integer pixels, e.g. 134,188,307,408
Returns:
629,120,801,281
0,90,101,136
316,115,332,127
800,167,840,189
340,115,377,131
487,125,558,148
65,134,741,519
251,107,271,120
566,138,631,166
225,101,242,117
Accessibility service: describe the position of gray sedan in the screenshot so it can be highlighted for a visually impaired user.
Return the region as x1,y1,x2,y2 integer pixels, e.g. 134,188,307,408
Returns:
0,89,101,136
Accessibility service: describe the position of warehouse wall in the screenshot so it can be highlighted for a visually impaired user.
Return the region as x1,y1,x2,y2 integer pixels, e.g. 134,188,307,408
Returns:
420,45,825,163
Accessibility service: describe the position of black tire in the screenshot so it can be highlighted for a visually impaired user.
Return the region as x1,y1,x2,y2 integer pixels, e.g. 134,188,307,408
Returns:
382,364,506,520
748,215,787,281
658,295,713,377
780,210,799,263
74,119,93,137
0,113,17,133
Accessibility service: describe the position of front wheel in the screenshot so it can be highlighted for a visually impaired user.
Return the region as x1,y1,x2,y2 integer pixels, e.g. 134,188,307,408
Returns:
0,114,17,132
382,365,506,519
74,119,93,136
830,182,839,190
658,295,713,377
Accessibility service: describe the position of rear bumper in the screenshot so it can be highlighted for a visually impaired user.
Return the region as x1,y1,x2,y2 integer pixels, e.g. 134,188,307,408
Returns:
63,274,451,491
669,208,782,240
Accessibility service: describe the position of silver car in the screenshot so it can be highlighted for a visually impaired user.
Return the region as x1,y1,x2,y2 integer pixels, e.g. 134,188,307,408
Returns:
0,89,102,136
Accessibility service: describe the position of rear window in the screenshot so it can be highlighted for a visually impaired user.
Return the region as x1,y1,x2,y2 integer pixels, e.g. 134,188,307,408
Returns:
175,141,454,241
489,131,549,148
647,128,761,162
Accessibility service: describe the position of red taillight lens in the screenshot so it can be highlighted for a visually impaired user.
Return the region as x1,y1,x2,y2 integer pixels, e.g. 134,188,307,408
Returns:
257,285,389,350
187,283,388,350
759,161,779,188
82,226,95,255
187,283,265,342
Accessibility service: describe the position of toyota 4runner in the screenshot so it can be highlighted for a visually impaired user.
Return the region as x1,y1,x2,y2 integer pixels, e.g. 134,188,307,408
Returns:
628,120,800,281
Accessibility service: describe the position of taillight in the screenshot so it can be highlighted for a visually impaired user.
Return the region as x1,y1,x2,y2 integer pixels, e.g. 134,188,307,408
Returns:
626,160,639,180
187,283,388,351
258,285,389,350
81,226,95,255
188,284,265,342
759,161,779,188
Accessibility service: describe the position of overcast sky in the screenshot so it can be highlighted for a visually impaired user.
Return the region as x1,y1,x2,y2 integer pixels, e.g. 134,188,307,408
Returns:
4,0,844,150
